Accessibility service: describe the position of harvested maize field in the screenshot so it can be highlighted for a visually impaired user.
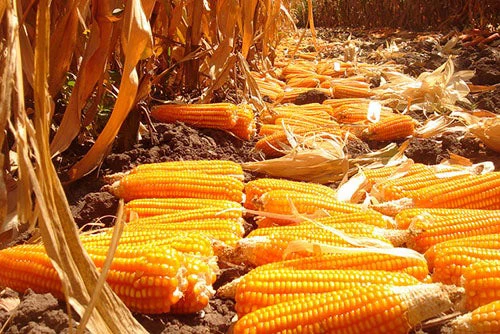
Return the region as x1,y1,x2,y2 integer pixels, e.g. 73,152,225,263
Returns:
1,2,500,333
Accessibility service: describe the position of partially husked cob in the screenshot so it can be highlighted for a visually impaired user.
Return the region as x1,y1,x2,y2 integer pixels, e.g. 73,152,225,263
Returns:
0,243,192,314
363,162,430,187
109,172,244,202
261,104,332,123
244,178,336,210
406,210,500,253
237,222,400,266
231,104,256,140
235,268,420,315
443,300,500,334
233,283,460,334
462,260,500,310
151,103,238,129
332,84,375,98
256,249,429,280
124,198,242,219
128,160,243,180
362,114,415,141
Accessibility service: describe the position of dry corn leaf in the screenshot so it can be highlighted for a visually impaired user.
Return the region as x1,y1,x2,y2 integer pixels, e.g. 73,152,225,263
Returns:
50,0,117,156
240,0,258,58
68,0,154,180
451,111,500,153
19,2,147,332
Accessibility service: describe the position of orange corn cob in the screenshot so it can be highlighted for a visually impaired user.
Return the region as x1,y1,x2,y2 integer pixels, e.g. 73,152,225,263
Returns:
372,167,470,202
230,104,256,140
332,84,375,98
443,300,500,334
322,98,372,107
109,172,244,202
257,250,429,280
127,217,245,238
406,210,500,253
151,103,238,129
395,208,497,229
286,76,320,88
0,243,187,314
362,115,415,141
281,88,332,103
81,231,215,257
124,198,242,219
261,106,331,124
129,159,243,180
233,284,458,334
363,162,429,186
128,207,242,225
244,178,336,210
409,172,500,209
238,222,399,266
256,189,378,216
170,254,217,314
274,116,339,128
235,268,420,315
332,106,394,124
463,260,500,310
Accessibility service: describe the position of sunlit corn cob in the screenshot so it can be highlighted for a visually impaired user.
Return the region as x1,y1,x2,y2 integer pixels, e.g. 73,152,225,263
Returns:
362,115,415,141
233,283,459,334
127,207,243,226
331,106,394,124
169,254,217,314
409,172,500,209
395,208,496,229
151,103,238,129
372,166,470,202
286,76,320,88
281,63,317,77
463,260,500,310
363,162,429,186
127,217,245,238
124,198,242,219
261,105,332,123
274,116,339,128
81,231,215,257
0,243,187,314
109,172,244,202
244,178,336,210
230,104,256,140
256,189,378,216
235,268,420,315
426,245,500,285
406,209,500,253
238,222,398,266
322,97,372,107
253,77,284,101
256,249,429,280
443,300,500,334
257,124,313,137
332,84,375,98
129,159,243,180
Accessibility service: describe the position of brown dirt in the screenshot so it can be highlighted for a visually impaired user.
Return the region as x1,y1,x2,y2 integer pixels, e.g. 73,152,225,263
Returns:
1,29,499,333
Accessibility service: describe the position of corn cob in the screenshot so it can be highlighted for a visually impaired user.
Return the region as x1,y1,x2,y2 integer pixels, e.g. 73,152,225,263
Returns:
81,231,215,257
332,84,375,98
0,243,188,314
235,268,420,315
363,162,429,186
124,198,242,219
406,210,500,253
322,98,372,107
256,189,378,216
362,115,415,141
244,178,336,210
233,283,459,334
443,300,500,334
274,116,339,128
254,77,285,101
261,106,331,124
129,159,243,180
281,88,332,103
127,217,245,238
394,208,491,229
256,249,429,280
109,172,244,202
230,104,256,140
372,167,470,202
331,106,394,124
408,172,500,209
170,254,217,314
151,103,238,129
286,76,320,88
238,222,400,266
463,260,500,310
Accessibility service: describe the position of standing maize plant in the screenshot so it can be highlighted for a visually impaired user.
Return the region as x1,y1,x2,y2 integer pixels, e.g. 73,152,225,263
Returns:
234,268,421,315
233,283,461,333
462,260,500,311
108,172,244,202
151,103,239,130
443,300,500,334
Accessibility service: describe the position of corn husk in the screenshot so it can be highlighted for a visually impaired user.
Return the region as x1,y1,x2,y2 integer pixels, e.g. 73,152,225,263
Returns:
451,111,500,153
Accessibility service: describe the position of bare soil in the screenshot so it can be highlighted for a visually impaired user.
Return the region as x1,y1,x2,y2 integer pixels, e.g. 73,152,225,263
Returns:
1,29,498,333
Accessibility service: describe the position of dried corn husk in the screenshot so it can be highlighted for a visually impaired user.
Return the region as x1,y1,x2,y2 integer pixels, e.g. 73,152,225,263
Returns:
451,111,500,153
